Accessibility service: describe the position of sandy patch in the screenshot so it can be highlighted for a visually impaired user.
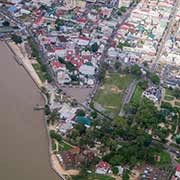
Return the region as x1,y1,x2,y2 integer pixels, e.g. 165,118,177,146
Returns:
51,154,79,177
100,86,105,90
130,169,140,180
105,105,116,109
111,86,122,93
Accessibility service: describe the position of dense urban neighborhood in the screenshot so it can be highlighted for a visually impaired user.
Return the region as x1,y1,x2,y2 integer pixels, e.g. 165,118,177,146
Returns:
0,0,180,180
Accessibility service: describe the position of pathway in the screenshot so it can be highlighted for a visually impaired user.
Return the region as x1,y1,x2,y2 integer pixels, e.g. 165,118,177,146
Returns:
119,80,138,116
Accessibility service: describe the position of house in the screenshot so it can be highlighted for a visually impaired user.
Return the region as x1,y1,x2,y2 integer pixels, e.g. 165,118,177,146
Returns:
142,86,162,103
76,37,91,46
96,161,111,175
51,61,66,72
175,164,180,179
117,166,124,176
57,71,71,84
8,6,18,14
79,63,95,76
59,151,81,170
54,48,66,58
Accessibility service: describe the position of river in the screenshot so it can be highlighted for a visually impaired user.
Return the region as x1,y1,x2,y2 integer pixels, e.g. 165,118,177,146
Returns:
0,42,60,180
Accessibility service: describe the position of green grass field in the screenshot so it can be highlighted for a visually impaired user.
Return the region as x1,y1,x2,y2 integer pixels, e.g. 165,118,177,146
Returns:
58,141,73,151
156,151,171,168
131,85,143,105
32,63,46,82
94,73,132,116
164,95,174,101
175,101,180,107
165,89,174,96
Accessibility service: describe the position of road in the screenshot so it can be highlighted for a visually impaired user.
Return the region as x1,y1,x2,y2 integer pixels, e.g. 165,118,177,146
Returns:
151,0,180,72
119,80,138,116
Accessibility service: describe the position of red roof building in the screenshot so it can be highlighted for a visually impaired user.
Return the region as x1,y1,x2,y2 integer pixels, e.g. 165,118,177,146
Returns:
175,164,180,178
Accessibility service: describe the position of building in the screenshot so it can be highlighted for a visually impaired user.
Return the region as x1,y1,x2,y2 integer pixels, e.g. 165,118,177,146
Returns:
175,164,180,179
76,116,91,127
143,86,162,103
96,161,111,175
79,63,95,76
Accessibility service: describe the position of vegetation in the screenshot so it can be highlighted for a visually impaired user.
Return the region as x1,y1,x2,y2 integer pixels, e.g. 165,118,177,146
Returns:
58,57,75,71
59,141,73,151
175,101,180,107
117,41,131,50
130,85,143,106
91,42,99,52
2,21,10,26
76,109,86,117
164,95,174,101
94,73,132,116
28,37,52,82
149,73,160,85
11,34,22,44
49,130,62,143
176,135,180,144
131,64,142,77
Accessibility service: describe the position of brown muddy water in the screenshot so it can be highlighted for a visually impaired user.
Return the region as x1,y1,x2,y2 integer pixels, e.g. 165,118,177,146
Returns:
0,42,60,180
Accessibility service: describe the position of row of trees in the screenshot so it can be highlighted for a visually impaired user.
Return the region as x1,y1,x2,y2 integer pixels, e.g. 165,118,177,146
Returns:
28,37,52,82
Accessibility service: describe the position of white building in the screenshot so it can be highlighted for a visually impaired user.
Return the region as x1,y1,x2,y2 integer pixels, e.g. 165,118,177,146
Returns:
79,63,95,76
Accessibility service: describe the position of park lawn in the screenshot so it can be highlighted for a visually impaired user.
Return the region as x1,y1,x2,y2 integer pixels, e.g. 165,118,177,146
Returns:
59,141,73,151
32,63,46,82
175,101,180,107
51,140,57,151
164,95,174,101
156,151,171,168
131,85,143,105
94,73,132,116
165,89,175,97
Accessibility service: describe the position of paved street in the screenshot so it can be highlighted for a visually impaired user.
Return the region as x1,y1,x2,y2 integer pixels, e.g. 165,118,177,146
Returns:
151,0,180,72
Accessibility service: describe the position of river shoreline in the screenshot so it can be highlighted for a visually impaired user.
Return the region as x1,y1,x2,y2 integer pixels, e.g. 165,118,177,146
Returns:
0,41,63,180
6,40,65,180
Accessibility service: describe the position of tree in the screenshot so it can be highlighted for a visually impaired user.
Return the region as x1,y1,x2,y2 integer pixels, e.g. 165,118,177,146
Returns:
176,134,180,144
114,62,121,70
120,6,127,13
172,88,180,99
123,169,130,180
76,109,85,116
112,166,119,175
11,34,22,44
2,21,10,26
149,73,160,85
44,105,51,115
131,64,142,77
65,61,76,71
58,57,65,64
91,111,97,119
55,19,65,30
49,130,62,143
48,109,59,125
91,42,99,52
138,80,148,90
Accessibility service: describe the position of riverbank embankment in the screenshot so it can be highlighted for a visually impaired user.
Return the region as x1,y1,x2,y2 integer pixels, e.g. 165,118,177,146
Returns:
5,41,43,89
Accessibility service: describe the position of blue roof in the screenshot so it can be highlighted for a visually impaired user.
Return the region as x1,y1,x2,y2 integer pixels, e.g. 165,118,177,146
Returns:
8,6,17,13
76,116,91,126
